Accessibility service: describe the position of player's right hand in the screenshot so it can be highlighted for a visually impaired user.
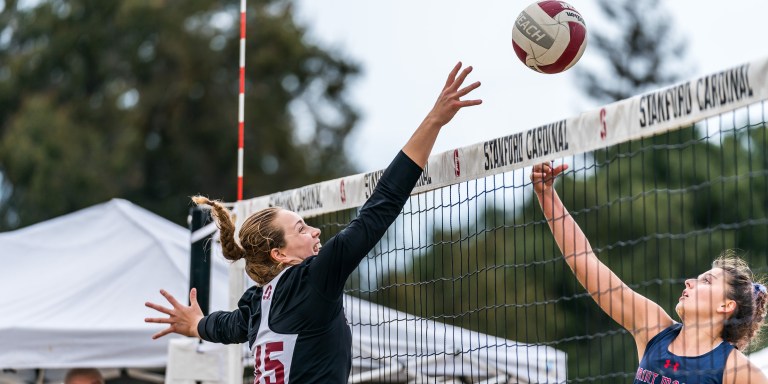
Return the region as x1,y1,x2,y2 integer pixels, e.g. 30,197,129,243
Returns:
144,288,204,339
531,161,568,195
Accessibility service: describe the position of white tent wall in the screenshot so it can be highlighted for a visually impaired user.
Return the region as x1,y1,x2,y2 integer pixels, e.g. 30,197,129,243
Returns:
0,199,230,370
345,295,566,383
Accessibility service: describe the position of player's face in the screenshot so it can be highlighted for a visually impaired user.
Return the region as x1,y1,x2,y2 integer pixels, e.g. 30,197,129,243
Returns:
274,209,321,263
675,267,732,320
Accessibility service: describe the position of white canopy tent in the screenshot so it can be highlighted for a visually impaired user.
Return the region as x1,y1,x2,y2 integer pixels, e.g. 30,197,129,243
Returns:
0,198,231,370
1,199,566,383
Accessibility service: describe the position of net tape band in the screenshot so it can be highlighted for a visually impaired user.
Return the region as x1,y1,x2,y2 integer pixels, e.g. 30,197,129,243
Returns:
236,57,768,220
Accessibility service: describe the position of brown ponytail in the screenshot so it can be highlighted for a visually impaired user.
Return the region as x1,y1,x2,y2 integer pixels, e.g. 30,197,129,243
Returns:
192,196,245,261
192,196,286,285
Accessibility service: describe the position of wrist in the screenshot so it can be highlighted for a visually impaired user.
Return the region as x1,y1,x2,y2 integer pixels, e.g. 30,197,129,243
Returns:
191,316,203,339
420,115,444,131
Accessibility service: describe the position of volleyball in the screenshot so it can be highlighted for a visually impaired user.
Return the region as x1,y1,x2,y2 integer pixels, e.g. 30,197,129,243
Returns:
511,1,587,74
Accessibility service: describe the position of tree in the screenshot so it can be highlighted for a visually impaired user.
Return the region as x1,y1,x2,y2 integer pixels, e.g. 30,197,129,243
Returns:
574,0,691,103
0,0,360,229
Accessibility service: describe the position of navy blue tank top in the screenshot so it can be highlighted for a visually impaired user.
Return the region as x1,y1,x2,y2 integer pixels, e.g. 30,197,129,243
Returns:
634,323,734,384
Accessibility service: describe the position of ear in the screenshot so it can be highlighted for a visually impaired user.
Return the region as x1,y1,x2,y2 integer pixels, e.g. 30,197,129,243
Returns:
270,248,287,264
717,299,737,315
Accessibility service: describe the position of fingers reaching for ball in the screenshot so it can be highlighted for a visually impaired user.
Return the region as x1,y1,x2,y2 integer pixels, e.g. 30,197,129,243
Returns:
531,161,568,194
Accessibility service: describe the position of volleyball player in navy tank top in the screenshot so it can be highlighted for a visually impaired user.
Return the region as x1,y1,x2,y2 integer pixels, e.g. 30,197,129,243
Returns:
532,162,768,384
145,62,482,383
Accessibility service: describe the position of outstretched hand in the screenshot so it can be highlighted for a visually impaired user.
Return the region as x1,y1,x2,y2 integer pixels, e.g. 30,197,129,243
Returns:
144,288,203,339
530,161,568,195
403,62,482,168
427,62,482,127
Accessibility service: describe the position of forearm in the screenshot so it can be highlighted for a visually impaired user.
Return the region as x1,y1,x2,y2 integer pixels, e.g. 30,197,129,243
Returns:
197,311,248,344
536,188,623,302
536,188,588,267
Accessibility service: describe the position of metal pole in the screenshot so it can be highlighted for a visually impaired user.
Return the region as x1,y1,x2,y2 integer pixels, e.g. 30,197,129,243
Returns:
189,206,212,315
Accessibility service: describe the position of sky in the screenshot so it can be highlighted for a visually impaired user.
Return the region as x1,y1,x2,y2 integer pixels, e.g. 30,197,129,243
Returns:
293,0,768,173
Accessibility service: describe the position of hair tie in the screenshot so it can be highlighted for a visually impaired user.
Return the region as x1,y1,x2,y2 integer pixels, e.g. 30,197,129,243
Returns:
754,283,767,295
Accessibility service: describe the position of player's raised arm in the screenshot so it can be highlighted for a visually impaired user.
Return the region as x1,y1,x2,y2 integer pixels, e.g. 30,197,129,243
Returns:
531,162,674,356
309,62,482,296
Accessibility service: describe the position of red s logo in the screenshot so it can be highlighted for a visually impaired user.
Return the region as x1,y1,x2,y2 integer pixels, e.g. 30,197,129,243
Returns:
339,179,346,204
453,149,461,177
599,108,607,139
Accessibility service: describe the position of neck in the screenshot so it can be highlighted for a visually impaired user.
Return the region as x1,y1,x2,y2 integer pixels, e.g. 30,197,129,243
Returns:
671,320,725,355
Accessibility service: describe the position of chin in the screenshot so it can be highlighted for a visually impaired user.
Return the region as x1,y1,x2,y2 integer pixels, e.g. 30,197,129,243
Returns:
674,303,684,319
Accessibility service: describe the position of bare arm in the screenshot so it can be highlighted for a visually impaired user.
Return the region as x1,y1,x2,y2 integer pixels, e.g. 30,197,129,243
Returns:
401,62,481,168
531,162,674,356
724,350,768,384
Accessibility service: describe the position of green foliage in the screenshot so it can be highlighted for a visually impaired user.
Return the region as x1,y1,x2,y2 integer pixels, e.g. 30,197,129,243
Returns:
574,0,691,103
0,0,360,229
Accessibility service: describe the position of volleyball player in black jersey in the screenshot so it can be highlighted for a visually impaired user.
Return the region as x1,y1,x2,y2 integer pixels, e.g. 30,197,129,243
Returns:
145,62,481,383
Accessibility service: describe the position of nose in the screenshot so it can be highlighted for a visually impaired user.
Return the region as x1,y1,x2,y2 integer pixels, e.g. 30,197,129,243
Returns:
685,278,695,289
312,226,321,237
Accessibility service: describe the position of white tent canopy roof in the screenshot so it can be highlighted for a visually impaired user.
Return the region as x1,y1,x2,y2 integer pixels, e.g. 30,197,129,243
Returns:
0,198,230,369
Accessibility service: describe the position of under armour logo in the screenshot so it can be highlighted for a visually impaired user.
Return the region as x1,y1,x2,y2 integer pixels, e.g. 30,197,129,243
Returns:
664,360,680,371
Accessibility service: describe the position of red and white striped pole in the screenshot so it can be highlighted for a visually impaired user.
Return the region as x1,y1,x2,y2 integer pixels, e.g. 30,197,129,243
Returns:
237,0,247,201
230,3,249,381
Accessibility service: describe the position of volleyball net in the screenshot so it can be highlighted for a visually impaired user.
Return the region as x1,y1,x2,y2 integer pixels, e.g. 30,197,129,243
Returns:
227,57,768,383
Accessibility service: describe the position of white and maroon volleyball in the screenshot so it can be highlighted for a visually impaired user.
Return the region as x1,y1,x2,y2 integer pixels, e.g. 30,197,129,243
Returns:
511,1,587,74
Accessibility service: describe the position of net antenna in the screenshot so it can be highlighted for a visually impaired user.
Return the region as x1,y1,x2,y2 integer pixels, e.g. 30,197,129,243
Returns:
177,3,248,384
237,0,247,201
225,0,248,382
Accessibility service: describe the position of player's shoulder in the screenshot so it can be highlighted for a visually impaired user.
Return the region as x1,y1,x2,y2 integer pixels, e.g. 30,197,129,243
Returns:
237,284,263,306
241,284,262,299
273,262,316,296
724,348,768,384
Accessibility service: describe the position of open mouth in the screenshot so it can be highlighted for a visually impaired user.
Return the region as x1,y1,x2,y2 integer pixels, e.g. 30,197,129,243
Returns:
313,243,322,253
